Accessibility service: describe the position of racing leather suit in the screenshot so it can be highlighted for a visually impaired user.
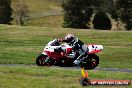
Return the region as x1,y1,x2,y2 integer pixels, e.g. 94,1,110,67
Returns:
68,38,89,66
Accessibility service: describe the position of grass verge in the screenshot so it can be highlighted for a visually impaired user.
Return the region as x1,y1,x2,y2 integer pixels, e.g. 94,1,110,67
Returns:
12,0,61,14
25,15,63,27
0,65,131,88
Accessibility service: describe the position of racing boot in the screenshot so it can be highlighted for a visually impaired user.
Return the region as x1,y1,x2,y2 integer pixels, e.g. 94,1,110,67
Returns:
73,59,82,66
73,55,88,66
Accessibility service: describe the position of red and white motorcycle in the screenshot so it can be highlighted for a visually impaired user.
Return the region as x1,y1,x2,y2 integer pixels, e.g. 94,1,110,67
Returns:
36,41,103,70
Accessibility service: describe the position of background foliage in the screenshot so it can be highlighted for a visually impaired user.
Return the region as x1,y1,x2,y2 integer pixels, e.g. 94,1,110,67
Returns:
0,0,13,24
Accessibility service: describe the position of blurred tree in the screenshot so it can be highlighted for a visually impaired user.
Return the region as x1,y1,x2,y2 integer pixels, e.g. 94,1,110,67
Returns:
108,0,119,29
62,0,95,29
112,0,132,30
92,11,112,30
14,0,28,26
92,0,112,30
0,0,13,24
62,0,113,30
117,0,132,30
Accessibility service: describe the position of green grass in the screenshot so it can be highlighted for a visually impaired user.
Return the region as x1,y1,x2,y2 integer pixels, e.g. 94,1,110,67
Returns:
11,0,62,26
0,65,131,88
3,1,131,87
0,24,132,69
12,0,61,14
25,15,63,27
0,25,131,88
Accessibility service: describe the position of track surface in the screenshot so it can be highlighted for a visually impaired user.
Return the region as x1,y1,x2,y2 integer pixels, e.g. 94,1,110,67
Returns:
0,64,132,73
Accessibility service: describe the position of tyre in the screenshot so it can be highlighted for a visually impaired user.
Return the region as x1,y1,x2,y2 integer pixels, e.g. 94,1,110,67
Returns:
82,54,99,70
36,54,48,66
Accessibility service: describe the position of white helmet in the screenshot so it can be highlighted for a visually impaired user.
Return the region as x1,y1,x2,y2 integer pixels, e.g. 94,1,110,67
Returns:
64,34,75,43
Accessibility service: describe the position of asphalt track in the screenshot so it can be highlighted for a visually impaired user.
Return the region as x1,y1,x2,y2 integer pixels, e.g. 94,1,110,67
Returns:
0,64,132,73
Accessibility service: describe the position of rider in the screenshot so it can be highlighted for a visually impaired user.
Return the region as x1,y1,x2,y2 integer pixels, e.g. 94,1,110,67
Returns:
46,34,89,66
62,34,89,66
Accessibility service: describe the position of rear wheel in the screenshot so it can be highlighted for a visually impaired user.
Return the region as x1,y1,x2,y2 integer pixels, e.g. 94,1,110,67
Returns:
36,54,48,66
82,54,99,70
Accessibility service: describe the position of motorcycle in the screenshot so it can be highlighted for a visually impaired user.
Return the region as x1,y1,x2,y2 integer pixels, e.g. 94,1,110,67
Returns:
36,40,103,70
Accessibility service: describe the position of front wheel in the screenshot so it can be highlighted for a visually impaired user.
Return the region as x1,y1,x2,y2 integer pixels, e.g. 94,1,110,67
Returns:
82,54,99,70
36,54,48,66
